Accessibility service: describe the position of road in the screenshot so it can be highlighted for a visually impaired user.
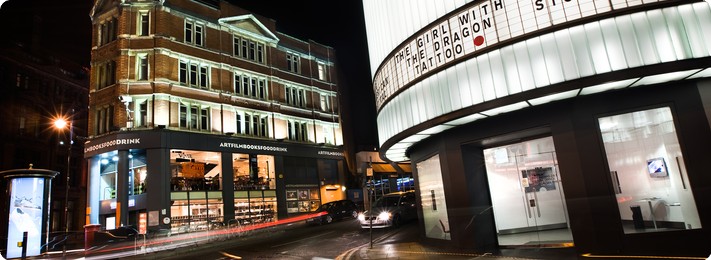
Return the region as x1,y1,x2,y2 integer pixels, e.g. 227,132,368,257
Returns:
163,219,418,259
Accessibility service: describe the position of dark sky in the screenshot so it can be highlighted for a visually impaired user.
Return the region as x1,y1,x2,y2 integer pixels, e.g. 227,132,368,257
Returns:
0,0,378,149
234,1,378,149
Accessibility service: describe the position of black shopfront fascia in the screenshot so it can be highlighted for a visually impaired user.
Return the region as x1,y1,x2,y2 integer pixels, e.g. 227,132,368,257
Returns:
84,129,345,230
405,80,711,256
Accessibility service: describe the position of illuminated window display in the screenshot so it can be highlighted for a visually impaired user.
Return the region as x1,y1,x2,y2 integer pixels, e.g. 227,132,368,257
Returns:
598,107,702,233
170,150,222,191
98,150,147,200
234,190,277,224
232,153,275,190
170,192,223,233
483,137,572,245
416,155,451,240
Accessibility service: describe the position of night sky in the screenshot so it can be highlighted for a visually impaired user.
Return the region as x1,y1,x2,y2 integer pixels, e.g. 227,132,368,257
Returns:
0,0,378,149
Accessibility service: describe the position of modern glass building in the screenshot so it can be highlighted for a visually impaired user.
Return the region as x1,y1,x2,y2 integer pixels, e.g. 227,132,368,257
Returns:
87,0,345,234
363,0,710,256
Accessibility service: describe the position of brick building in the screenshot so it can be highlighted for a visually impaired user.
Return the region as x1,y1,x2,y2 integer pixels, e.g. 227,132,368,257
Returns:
87,0,345,233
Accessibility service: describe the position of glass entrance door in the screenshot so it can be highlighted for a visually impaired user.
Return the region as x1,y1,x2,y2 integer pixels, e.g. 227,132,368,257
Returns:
483,136,573,247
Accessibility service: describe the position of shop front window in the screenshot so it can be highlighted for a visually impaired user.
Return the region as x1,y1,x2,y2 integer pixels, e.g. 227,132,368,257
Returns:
598,107,702,234
170,193,223,233
97,150,147,200
232,153,275,190
234,190,277,225
417,154,451,240
99,154,117,200
129,150,147,195
170,150,222,191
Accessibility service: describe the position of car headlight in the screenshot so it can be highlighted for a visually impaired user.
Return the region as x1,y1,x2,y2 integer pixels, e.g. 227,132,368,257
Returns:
358,213,365,221
377,212,391,221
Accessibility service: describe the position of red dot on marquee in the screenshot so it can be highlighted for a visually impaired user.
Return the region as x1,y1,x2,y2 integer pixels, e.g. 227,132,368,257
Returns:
474,36,485,46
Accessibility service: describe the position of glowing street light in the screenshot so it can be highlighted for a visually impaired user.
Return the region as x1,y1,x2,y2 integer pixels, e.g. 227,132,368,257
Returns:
53,113,73,256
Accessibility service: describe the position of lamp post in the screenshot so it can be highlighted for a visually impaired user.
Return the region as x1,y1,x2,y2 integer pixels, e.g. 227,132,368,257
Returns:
54,113,73,256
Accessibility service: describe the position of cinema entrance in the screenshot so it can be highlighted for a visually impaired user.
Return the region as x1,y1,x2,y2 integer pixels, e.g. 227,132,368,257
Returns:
483,136,573,247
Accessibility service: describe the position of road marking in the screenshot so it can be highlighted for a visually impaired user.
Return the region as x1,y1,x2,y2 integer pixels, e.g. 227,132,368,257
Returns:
270,231,335,248
219,251,243,259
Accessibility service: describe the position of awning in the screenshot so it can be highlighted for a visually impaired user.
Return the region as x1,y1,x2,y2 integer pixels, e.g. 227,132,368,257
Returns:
371,163,411,174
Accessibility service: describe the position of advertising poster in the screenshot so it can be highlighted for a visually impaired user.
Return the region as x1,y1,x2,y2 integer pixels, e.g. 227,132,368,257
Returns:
309,189,319,200
287,201,299,213
286,190,297,201
6,178,45,258
298,190,308,200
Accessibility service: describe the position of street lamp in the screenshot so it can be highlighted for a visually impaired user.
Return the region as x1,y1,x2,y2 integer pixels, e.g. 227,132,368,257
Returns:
53,113,73,256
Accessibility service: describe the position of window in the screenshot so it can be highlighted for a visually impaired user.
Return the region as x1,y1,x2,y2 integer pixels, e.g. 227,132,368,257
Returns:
257,44,264,63
317,62,327,81
236,114,242,134
235,111,269,137
96,60,116,90
15,72,29,89
138,12,149,36
199,67,208,88
96,105,114,135
287,120,309,142
185,20,204,46
249,41,256,60
598,107,702,233
99,17,118,46
233,36,266,64
233,37,240,57
417,155,451,240
285,85,307,108
137,101,148,127
258,80,266,99
179,61,209,89
137,55,148,80
241,39,248,59
286,53,300,73
320,94,330,111
233,71,267,99
179,103,210,131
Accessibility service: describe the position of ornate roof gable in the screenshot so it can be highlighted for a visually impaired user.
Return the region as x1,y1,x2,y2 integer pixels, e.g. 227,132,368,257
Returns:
218,14,279,46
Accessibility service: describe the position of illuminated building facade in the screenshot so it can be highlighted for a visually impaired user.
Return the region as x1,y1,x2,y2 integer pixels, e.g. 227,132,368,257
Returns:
364,0,711,256
87,0,345,234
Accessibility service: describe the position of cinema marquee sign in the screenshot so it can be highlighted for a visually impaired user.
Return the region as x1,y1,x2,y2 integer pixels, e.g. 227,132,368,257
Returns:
373,0,668,109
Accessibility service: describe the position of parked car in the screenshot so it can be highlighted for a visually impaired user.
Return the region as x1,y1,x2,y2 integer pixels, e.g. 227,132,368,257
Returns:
358,191,417,228
306,199,359,225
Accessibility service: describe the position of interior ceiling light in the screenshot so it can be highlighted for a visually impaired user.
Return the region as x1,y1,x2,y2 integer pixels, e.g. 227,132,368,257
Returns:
445,113,487,126
480,102,530,117
687,68,711,79
630,69,701,87
580,78,638,95
528,89,579,106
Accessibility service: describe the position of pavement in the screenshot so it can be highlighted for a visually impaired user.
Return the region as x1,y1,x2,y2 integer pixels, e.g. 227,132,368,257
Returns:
36,222,709,260
337,242,711,260
337,241,582,260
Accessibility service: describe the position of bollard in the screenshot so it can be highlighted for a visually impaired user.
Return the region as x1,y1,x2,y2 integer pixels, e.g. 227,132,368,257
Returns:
21,231,28,259
84,224,102,252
